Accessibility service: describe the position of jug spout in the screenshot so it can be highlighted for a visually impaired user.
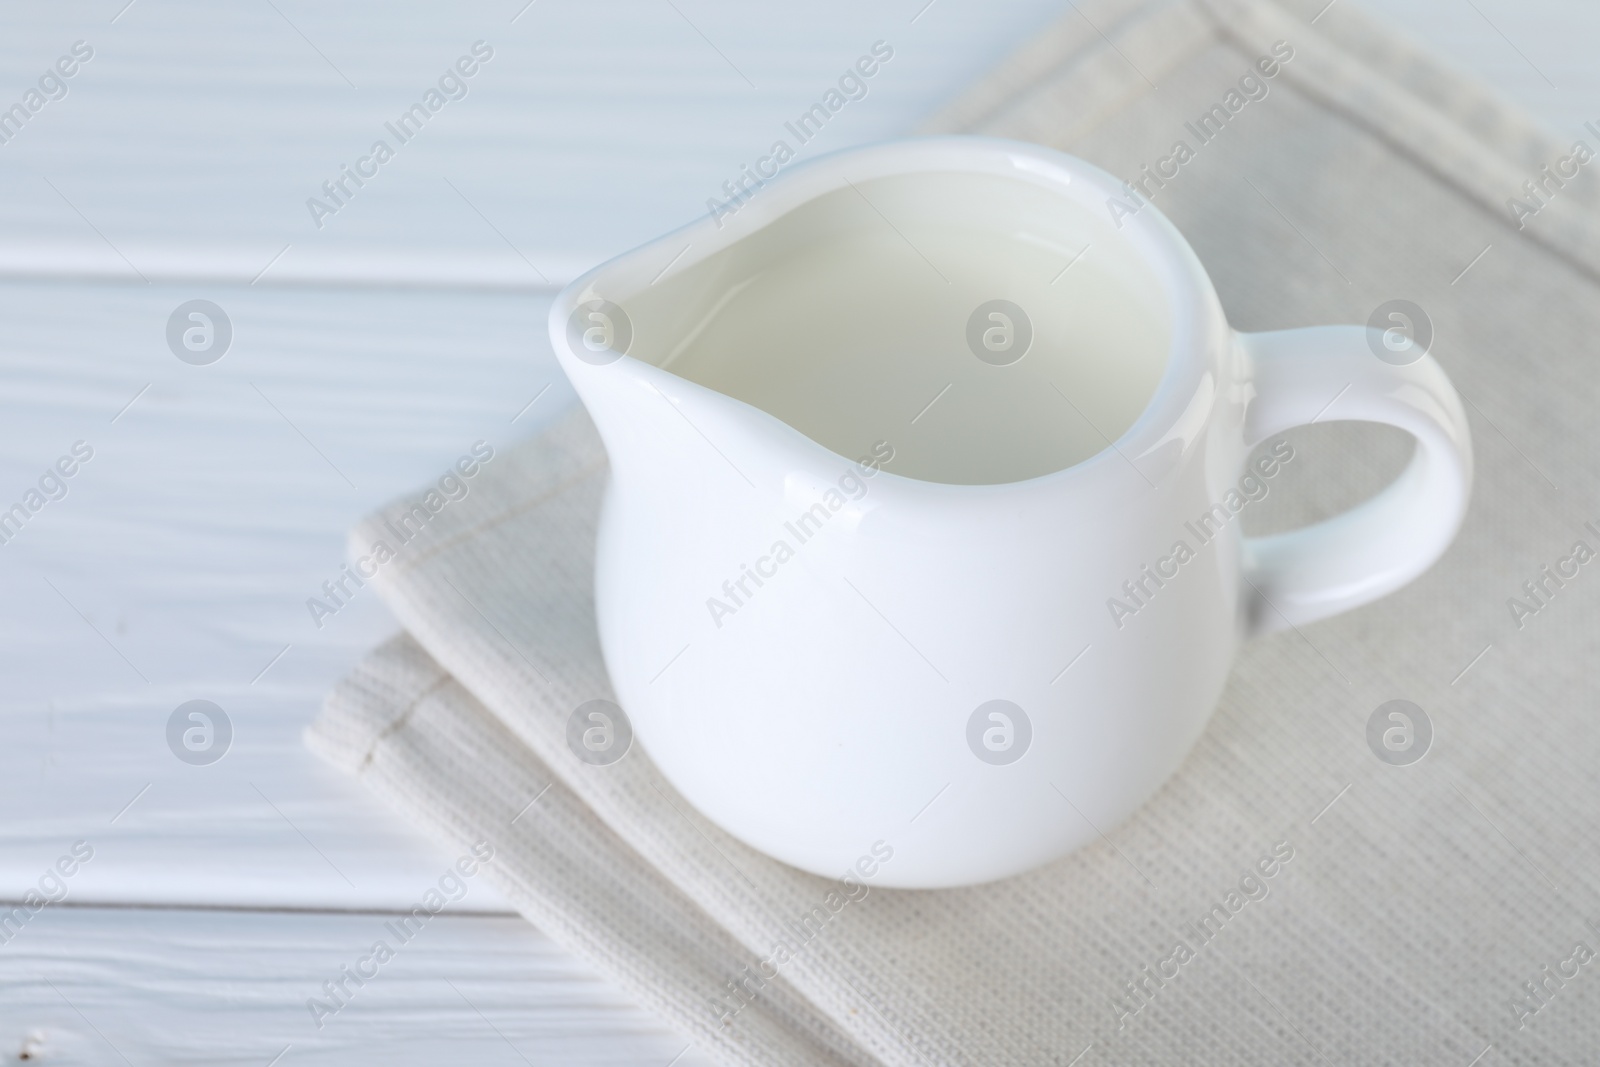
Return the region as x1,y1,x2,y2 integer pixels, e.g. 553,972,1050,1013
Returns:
563,350,784,499
551,279,871,510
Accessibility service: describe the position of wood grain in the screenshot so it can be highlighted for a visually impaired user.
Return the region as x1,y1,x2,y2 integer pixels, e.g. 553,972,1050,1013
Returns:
0,280,571,911
0,905,713,1066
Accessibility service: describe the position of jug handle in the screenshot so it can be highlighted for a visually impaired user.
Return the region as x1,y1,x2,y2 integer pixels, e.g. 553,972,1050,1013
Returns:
1235,325,1474,638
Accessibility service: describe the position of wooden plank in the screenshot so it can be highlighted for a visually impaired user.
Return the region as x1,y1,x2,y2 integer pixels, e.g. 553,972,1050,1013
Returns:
0,905,715,1066
0,0,1073,287
0,280,571,909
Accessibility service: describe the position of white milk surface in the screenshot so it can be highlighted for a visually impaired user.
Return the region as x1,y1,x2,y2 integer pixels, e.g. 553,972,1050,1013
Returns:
655,172,1172,484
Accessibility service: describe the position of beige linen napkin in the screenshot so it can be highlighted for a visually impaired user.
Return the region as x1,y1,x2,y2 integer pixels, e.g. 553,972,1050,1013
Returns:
309,0,1600,1063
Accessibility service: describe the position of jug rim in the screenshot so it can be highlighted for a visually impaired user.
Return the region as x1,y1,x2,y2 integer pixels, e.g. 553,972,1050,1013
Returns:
551,136,1222,491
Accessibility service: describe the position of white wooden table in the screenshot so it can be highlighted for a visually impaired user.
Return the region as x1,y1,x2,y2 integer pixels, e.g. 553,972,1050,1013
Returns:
0,1,1587,1062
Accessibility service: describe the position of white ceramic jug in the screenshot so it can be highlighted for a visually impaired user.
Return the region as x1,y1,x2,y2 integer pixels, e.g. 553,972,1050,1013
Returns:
550,137,1472,888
